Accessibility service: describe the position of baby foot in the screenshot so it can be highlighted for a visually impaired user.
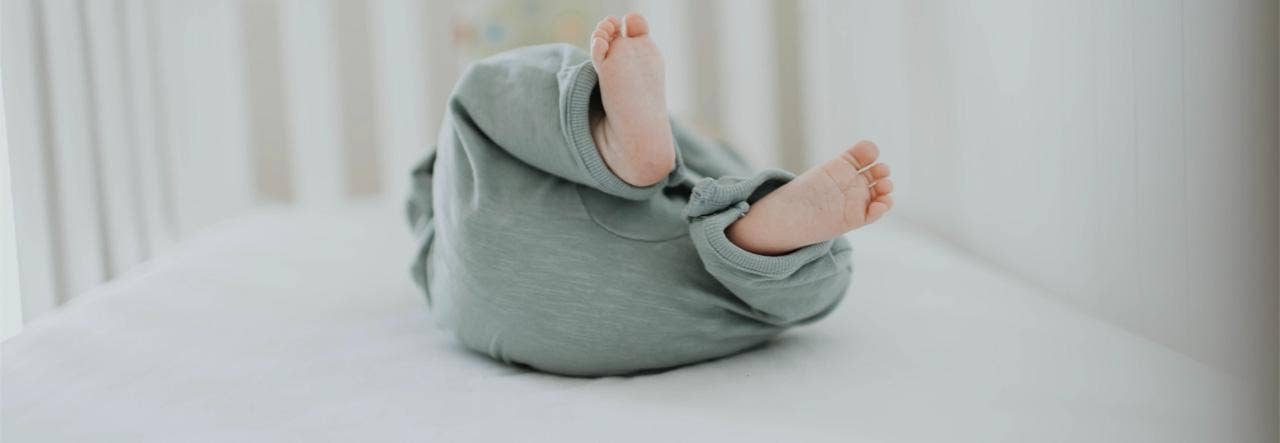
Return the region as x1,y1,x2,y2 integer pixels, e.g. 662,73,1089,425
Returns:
726,141,894,256
589,13,676,187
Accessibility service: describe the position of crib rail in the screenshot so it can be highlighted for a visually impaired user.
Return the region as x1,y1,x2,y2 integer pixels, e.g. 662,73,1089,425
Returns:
2,0,463,322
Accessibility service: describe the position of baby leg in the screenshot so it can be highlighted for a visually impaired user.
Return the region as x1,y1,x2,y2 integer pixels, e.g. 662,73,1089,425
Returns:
727,141,895,255
686,171,854,325
588,13,676,187
447,41,669,201
584,13,894,255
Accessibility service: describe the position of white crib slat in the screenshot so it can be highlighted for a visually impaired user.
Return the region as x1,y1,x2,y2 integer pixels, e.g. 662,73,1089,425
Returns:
686,0,723,136
279,0,344,206
1,67,23,338
152,0,253,235
1093,0,1142,323
333,0,381,197
627,0,695,124
121,0,176,254
1179,0,1273,379
370,0,432,199
1,0,60,319
767,0,807,172
713,0,779,169
240,0,293,203
1052,1,1103,307
422,0,458,146
82,0,147,276
1131,0,1189,346
795,0,830,155
39,0,109,300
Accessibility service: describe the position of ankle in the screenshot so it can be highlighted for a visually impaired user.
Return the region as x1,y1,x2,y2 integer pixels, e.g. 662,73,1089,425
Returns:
725,198,810,256
726,218,792,256
591,116,674,187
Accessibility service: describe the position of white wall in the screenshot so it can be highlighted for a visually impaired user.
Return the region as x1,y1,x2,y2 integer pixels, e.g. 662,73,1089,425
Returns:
799,0,1278,397
0,57,22,338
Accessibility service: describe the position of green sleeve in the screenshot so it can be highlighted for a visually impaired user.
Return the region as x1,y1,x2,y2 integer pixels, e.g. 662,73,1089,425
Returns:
448,43,680,201
685,170,853,325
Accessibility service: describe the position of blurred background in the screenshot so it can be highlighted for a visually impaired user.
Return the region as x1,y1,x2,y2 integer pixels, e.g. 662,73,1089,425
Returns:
1,0,1276,411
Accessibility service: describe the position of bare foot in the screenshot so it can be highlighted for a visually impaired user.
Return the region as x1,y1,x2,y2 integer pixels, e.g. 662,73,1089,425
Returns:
726,141,894,255
589,13,676,187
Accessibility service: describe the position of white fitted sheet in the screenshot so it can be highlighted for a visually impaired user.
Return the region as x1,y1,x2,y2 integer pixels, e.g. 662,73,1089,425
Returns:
2,202,1264,442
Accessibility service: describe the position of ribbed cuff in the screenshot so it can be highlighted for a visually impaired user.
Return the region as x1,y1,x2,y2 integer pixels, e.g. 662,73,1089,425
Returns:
686,170,836,277
561,60,683,201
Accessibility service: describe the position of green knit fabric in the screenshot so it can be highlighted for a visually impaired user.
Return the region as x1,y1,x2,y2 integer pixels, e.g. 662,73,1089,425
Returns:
407,44,852,376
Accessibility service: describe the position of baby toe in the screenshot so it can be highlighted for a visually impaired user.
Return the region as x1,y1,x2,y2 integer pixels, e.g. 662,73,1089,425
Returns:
872,178,893,196
595,17,618,38
590,36,609,62
869,163,891,179
623,12,649,37
848,140,880,170
604,16,621,37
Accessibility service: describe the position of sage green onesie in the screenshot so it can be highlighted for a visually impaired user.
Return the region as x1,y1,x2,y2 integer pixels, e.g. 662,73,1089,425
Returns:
406,44,852,376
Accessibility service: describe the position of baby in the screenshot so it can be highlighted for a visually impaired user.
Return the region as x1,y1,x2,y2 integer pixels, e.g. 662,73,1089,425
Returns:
406,13,894,376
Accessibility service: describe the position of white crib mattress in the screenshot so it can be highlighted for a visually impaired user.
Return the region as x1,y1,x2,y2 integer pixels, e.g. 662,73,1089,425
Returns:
2,202,1263,442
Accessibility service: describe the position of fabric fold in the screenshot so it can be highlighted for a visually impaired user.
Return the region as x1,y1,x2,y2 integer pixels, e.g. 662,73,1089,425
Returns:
405,151,437,304
685,170,833,277
686,170,853,324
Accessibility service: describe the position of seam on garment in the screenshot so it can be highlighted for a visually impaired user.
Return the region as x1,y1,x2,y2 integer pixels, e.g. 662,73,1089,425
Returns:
571,185,691,243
